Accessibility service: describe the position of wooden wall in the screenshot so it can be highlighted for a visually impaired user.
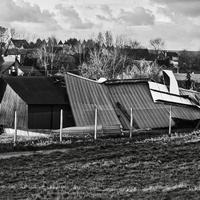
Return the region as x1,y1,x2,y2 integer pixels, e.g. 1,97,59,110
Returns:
0,85,28,129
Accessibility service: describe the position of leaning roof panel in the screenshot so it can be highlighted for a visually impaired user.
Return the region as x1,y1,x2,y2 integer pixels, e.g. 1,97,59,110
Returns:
64,73,121,127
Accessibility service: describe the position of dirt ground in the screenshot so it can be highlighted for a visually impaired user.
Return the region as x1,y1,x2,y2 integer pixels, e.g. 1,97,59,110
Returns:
1,133,200,200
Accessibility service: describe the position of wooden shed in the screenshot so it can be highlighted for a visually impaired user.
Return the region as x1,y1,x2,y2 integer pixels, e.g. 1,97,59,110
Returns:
0,76,75,130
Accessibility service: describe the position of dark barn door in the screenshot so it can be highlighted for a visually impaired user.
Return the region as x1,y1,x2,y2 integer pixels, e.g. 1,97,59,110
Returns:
28,105,75,129
28,105,52,129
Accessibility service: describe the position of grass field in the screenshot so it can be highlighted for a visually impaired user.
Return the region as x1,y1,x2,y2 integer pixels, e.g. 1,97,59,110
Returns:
1,132,200,199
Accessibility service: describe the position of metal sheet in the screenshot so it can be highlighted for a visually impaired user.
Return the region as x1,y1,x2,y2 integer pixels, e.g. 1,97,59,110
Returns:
148,81,197,107
163,70,180,95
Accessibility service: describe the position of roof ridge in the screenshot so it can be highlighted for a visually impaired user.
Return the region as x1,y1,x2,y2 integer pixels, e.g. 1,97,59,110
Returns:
66,72,98,84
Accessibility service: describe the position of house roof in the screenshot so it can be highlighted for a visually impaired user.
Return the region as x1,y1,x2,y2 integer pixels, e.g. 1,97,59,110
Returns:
121,48,152,60
11,39,29,49
4,48,35,56
64,73,121,127
3,77,67,105
167,51,179,58
58,40,63,45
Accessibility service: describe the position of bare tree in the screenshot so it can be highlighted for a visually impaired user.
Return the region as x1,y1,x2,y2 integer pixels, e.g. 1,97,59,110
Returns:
115,35,126,48
35,43,49,75
128,39,141,49
79,47,128,80
0,26,9,53
124,60,161,81
105,31,113,48
10,28,17,38
150,38,165,56
115,35,141,49
97,32,104,47
47,36,57,74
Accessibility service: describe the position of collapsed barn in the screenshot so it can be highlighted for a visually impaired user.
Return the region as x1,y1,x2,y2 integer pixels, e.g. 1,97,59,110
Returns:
0,70,200,135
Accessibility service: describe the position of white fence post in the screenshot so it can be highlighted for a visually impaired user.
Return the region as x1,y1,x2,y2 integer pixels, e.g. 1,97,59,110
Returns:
60,109,63,142
130,108,133,138
169,106,172,137
14,110,17,146
94,106,98,140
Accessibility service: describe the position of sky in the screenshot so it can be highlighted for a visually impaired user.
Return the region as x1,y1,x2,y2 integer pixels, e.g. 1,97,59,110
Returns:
0,0,200,50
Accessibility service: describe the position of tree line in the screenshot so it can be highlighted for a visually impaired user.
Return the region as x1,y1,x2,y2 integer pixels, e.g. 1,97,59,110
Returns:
0,26,200,79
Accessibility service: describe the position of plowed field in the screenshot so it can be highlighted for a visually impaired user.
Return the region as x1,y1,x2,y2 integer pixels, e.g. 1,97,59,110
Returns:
1,133,200,199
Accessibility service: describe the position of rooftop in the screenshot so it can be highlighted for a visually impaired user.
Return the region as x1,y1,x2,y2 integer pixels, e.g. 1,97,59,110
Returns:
3,76,67,105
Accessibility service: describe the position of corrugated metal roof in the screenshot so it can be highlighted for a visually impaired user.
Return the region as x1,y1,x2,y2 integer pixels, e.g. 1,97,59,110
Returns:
64,73,121,127
3,77,67,105
107,82,200,129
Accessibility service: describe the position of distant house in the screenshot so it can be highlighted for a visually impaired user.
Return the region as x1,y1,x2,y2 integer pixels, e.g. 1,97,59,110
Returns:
58,40,63,47
3,39,31,61
0,77,75,130
167,51,179,61
167,51,179,70
156,51,179,72
0,57,42,76
121,48,151,60
0,58,20,76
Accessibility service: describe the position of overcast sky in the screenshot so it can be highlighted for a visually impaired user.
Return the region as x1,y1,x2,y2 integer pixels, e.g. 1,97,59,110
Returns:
0,0,200,50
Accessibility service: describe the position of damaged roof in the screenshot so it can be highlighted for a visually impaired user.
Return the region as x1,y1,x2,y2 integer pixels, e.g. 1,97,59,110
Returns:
106,81,200,129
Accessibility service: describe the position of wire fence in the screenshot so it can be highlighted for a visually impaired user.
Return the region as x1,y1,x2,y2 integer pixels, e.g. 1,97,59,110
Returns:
1,104,199,149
